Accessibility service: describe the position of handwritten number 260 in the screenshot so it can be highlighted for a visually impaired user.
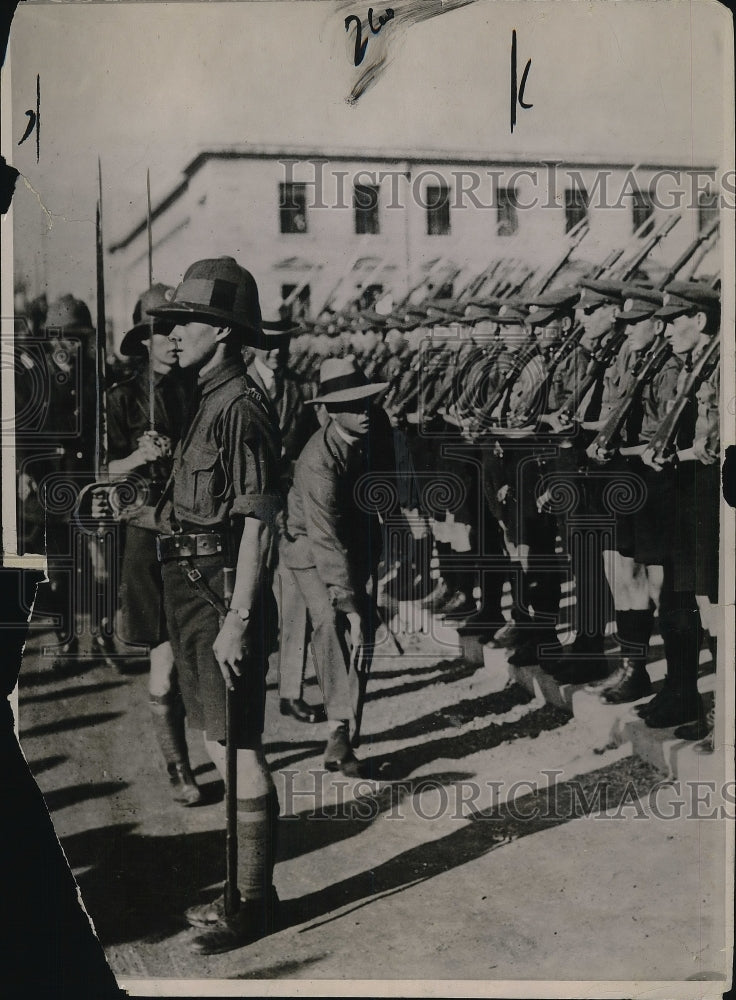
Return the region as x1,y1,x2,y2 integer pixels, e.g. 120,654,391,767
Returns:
345,9,394,67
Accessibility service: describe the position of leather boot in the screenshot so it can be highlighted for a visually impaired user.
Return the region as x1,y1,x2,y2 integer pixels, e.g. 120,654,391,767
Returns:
646,598,703,729
149,691,203,806
600,657,652,704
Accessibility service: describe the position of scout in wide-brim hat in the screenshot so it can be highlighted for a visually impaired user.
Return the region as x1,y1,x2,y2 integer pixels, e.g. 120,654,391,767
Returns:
259,316,301,351
43,294,94,334
305,355,388,406
148,256,263,346
119,283,176,357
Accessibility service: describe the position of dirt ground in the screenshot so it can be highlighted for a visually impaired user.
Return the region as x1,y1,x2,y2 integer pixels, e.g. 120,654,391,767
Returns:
17,617,731,993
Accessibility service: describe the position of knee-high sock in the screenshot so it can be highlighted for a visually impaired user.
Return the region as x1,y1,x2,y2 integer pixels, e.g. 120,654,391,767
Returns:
236,786,280,901
616,608,654,662
659,591,702,698
149,691,189,767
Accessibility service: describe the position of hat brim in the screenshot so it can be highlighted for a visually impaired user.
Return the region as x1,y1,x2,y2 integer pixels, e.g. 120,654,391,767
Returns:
653,304,692,321
261,317,300,334
119,320,174,357
148,302,263,344
306,382,389,405
616,307,657,323
495,313,528,325
526,307,561,326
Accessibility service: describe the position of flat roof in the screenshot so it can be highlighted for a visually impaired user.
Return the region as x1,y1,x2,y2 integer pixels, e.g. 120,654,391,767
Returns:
109,145,717,253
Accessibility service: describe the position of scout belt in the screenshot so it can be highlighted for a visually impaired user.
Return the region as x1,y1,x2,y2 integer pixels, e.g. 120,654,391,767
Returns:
156,531,225,562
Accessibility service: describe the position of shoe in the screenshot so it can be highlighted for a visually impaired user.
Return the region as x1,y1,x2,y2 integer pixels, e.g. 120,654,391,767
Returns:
167,762,204,807
456,610,507,642
185,894,228,928
507,634,563,669
674,705,714,742
189,890,280,954
493,622,526,649
587,663,625,694
551,658,609,686
440,592,477,620
599,658,652,704
645,691,705,729
324,724,363,777
634,686,669,718
694,731,715,754
279,697,326,724
420,580,451,612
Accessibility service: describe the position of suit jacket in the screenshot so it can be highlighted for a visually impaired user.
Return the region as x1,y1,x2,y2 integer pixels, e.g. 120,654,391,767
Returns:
282,409,395,614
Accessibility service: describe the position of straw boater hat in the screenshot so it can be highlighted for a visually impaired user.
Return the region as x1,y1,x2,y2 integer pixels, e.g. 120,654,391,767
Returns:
306,355,388,405
119,283,175,357
147,256,263,347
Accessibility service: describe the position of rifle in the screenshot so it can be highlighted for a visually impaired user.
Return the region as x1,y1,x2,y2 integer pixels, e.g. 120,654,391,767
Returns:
146,169,155,432
642,337,720,467
534,213,684,431
456,220,666,435
681,218,720,280
614,213,681,282
317,251,363,314
221,564,240,917
586,338,672,463
447,334,505,426
533,216,589,295
390,340,449,420
656,216,719,287
95,157,108,479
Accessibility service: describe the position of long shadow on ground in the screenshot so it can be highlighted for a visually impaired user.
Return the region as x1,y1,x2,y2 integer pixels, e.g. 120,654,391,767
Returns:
359,702,570,781
59,771,470,946
366,681,533,743
279,757,662,933
364,658,485,704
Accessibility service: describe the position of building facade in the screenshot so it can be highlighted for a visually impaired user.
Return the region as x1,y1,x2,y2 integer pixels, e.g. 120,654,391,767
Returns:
107,146,719,350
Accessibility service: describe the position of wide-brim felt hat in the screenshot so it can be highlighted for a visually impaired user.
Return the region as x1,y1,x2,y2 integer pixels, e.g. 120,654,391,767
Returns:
43,294,93,334
257,316,301,348
306,355,388,405
148,256,263,346
120,283,176,356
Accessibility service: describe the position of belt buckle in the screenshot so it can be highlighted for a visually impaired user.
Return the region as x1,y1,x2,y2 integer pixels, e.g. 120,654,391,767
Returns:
187,567,202,583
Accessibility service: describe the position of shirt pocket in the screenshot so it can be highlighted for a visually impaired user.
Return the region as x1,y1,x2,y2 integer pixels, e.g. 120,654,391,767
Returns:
177,443,223,520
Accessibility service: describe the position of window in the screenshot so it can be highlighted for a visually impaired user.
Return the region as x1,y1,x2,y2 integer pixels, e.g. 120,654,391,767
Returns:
426,185,451,235
564,187,588,233
497,186,518,237
354,183,380,235
279,183,308,234
632,189,655,235
698,190,718,233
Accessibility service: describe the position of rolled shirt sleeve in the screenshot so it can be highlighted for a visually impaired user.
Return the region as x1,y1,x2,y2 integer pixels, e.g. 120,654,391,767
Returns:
223,396,282,525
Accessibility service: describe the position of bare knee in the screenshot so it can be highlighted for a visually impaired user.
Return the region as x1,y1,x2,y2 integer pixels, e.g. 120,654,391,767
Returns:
149,641,175,698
